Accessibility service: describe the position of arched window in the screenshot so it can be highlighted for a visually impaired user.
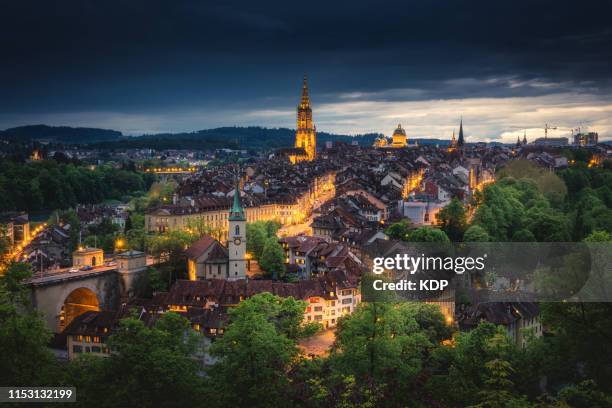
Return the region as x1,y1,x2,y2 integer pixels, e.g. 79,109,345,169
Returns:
235,225,240,236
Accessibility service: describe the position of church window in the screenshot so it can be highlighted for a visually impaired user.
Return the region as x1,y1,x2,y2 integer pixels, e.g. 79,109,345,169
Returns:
235,225,240,236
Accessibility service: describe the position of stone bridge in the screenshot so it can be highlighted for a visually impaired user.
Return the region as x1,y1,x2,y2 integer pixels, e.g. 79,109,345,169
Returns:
28,251,149,333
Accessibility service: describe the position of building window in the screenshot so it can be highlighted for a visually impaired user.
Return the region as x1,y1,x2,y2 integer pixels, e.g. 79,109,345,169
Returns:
235,225,240,236
314,306,323,312
72,345,83,353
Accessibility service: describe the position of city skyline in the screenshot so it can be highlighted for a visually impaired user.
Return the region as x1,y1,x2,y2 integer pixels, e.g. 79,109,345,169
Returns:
2,0,612,142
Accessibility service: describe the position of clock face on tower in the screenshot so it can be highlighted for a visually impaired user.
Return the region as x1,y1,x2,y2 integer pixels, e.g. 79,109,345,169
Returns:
233,238,241,245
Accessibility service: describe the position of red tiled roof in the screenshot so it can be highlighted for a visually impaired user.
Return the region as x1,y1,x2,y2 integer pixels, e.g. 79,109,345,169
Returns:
185,235,217,259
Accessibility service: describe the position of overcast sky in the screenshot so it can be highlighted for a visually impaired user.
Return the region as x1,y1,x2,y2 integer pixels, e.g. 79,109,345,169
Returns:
2,0,612,142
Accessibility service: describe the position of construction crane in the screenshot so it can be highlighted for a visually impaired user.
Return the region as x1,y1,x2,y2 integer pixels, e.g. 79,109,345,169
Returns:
544,123,557,139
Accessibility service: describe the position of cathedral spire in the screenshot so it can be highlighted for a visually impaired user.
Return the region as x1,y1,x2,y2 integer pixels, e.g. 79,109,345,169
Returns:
457,117,465,147
300,74,310,109
292,75,316,162
522,130,527,145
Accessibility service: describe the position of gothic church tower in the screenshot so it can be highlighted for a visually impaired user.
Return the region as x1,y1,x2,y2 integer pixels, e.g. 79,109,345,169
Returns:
294,75,316,161
228,183,247,280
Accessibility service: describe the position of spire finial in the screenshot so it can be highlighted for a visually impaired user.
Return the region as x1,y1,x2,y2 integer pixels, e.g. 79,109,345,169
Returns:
300,74,310,108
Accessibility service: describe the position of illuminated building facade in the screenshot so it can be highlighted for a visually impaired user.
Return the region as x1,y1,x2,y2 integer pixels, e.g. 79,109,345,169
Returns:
145,172,335,235
290,75,317,163
391,124,407,148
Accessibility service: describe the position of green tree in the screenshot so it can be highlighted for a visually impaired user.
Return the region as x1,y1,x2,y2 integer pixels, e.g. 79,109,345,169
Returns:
208,293,302,407
540,302,612,391
473,183,525,241
146,230,197,283
555,380,612,408
437,197,467,241
473,333,529,407
397,302,453,343
406,227,450,243
464,225,491,242
428,322,520,406
0,262,59,385
246,222,268,259
584,230,612,242
246,220,282,260
147,267,167,293
384,219,412,240
511,229,536,242
264,220,281,237
67,312,207,408
259,236,285,279
329,302,433,406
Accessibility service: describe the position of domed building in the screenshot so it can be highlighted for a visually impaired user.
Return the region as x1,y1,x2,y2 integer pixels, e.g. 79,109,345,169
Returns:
391,124,407,148
373,135,389,148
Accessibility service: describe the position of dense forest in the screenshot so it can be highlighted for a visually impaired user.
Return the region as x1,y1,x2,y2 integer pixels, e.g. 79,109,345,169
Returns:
1,124,387,150
0,125,122,143
0,159,155,212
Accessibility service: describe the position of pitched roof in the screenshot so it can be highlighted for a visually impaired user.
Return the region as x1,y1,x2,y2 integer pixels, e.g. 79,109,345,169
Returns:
185,235,217,259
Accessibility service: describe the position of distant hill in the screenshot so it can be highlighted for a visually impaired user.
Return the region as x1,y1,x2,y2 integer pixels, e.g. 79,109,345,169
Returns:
0,125,123,143
136,127,384,150
0,124,460,149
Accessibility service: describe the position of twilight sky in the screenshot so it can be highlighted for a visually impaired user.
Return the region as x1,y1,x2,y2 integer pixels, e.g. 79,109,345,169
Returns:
2,0,612,142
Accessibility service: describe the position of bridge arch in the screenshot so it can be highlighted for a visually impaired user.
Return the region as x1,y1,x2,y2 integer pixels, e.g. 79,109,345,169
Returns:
57,285,101,331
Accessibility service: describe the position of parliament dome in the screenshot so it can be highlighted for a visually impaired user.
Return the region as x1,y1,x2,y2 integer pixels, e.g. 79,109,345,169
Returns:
391,124,407,147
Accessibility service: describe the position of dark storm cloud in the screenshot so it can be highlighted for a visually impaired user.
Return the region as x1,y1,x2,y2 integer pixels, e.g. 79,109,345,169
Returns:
1,0,611,135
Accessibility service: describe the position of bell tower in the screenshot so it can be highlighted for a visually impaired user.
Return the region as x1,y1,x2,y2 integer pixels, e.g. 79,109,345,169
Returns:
294,75,316,161
228,181,247,280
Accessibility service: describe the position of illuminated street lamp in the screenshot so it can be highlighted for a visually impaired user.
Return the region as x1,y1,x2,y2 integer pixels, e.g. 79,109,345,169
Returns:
246,252,252,271
115,238,125,253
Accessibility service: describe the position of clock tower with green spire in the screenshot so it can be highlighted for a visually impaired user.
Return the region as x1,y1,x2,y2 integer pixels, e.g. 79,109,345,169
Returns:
228,181,247,280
